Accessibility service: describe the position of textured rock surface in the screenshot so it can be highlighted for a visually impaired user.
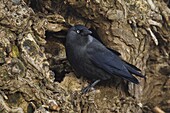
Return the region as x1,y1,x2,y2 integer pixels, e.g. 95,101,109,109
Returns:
0,0,169,112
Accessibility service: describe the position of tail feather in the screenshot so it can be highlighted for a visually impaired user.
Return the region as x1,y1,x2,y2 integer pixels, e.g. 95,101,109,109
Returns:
112,69,139,84
123,74,139,84
123,60,141,71
124,62,145,78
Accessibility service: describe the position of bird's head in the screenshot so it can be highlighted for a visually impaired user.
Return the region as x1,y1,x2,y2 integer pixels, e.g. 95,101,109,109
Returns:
67,25,92,38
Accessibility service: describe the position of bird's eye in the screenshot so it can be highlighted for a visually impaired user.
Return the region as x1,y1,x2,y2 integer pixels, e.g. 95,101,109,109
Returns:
76,30,80,34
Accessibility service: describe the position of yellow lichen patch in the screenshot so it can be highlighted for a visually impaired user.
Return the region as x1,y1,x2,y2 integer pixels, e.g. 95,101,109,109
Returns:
10,45,19,58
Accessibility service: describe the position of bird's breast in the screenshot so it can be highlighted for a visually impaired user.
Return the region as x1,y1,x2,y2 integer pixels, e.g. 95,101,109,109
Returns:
66,44,86,64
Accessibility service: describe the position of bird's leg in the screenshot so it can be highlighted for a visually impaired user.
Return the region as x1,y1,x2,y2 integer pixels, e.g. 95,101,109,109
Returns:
90,79,101,87
81,79,100,94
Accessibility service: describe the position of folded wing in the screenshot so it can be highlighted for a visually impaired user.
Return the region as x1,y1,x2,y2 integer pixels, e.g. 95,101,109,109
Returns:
87,42,142,84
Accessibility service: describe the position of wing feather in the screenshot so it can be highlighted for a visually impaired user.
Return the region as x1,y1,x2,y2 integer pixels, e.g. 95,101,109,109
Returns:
86,41,139,84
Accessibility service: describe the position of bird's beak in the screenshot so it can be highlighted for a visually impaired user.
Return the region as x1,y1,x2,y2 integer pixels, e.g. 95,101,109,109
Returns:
82,29,92,36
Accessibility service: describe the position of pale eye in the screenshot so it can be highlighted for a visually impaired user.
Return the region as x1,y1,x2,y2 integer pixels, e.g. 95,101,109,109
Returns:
76,30,80,34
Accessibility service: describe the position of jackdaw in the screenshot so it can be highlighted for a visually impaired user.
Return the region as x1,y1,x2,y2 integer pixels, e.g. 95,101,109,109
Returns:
66,25,145,93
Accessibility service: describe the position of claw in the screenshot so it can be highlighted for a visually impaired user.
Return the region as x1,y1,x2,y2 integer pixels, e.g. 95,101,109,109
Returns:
81,80,100,94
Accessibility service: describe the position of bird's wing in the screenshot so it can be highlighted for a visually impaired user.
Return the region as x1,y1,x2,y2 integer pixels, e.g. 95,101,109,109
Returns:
87,42,139,84
123,61,144,76
107,47,121,56
108,48,145,78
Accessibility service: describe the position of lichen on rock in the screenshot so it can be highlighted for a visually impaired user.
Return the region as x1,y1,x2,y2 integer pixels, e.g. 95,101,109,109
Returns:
0,0,169,112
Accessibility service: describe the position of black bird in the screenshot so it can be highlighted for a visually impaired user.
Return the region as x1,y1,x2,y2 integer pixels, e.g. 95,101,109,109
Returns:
66,25,145,93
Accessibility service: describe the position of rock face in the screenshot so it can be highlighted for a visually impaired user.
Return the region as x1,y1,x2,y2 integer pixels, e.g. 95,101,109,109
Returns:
0,0,169,112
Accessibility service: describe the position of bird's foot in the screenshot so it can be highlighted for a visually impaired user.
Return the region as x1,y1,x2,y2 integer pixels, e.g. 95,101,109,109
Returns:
81,79,100,94
81,85,94,94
